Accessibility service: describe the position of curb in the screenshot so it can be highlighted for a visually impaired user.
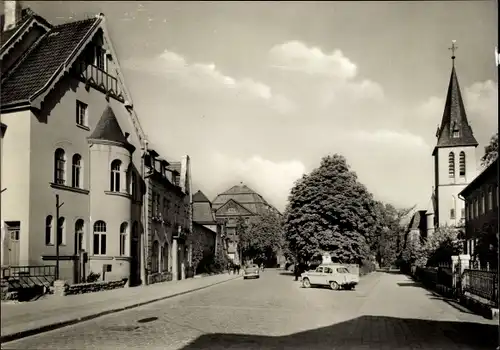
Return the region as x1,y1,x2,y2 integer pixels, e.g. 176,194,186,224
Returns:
1,275,241,344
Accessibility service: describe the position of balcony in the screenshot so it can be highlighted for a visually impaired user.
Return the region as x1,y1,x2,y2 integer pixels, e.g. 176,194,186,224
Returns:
76,62,124,102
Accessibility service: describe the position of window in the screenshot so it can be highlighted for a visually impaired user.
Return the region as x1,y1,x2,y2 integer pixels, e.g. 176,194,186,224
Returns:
450,208,455,220
54,148,66,185
95,46,106,71
461,208,465,219
72,154,82,188
474,199,478,218
57,217,65,246
452,129,460,138
459,152,466,176
45,215,53,245
76,101,88,126
315,267,323,273
163,243,169,272
75,219,84,254
110,160,121,192
152,191,157,215
448,152,455,178
120,222,128,256
337,268,349,273
156,194,161,216
488,189,493,211
481,193,485,214
151,240,159,273
163,197,169,217
131,172,137,200
93,221,107,255
324,267,333,274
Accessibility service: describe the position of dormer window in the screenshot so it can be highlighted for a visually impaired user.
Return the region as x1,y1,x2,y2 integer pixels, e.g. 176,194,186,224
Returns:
452,129,460,138
95,46,106,71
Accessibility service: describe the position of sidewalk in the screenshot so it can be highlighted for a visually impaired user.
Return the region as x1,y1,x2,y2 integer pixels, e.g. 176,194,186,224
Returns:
1,273,240,343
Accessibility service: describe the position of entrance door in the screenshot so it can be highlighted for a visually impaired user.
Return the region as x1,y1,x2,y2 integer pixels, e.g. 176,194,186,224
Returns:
6,222,20,266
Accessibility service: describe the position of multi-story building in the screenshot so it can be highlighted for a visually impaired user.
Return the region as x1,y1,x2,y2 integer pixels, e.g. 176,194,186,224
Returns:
0,3,148,285
191,190,219,272
212,182,282,265
143,148,192,284
459,158,498,265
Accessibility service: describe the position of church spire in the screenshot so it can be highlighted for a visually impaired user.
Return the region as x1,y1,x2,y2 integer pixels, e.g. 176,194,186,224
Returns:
433,41,478,155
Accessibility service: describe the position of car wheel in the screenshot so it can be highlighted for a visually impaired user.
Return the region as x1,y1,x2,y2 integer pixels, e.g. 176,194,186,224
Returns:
302,278,311,288
243,277,247,280
329,281,340,290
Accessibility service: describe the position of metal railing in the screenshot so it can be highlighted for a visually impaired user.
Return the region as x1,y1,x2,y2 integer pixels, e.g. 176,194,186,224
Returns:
1,265,56,289
462,269,498,306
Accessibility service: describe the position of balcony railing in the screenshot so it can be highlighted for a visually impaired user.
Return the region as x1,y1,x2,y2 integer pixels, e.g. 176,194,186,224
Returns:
76,62,124,102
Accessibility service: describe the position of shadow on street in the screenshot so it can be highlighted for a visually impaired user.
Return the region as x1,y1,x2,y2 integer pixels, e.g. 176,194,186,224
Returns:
278,271,295,276
180,315,497,349
396,282,421,287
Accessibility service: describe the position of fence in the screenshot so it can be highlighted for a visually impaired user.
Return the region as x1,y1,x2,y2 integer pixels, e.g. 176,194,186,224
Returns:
414,262,498,308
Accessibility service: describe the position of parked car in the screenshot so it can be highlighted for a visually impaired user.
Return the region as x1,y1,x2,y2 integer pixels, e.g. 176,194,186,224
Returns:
243,264,260,279
300,264,359,290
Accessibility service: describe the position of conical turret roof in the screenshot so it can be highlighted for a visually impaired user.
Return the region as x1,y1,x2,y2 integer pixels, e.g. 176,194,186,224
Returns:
88,106,135,152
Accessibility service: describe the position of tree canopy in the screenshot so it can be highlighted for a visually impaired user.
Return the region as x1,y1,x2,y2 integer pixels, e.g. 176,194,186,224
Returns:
283,154,379,264
481,132,498,167
237,211,284,264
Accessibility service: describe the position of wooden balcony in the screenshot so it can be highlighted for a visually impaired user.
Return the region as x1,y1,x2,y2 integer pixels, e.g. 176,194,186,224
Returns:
76,62,124,102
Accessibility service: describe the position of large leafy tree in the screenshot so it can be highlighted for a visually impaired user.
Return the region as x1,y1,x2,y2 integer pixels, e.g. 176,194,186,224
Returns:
237,212,284,264
481,132,498,167
284,154,379,264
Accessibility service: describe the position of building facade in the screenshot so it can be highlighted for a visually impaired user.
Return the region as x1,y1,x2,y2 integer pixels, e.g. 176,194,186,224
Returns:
0,4,148,285
143,149,192,284
459,158,498,265
212,183,282,265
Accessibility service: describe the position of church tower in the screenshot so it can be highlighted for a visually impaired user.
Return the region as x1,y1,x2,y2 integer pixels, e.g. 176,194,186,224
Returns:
432,41,478,228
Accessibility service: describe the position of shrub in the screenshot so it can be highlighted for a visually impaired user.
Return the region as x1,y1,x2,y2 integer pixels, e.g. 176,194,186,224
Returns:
84,271,101,283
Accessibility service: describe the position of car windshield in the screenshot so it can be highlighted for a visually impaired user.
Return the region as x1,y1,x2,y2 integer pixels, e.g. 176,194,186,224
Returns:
336,267,349,273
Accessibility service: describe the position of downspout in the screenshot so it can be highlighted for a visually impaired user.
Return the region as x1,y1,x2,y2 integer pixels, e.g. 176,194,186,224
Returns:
141,139,149,285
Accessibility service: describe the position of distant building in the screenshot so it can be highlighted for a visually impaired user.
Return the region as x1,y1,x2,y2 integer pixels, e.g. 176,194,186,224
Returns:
212,182,282,265
406,210,428,244
459,158,498,265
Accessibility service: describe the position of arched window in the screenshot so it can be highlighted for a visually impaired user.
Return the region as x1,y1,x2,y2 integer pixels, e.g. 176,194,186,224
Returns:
72,154,82,188
448,152,455,178
152,240,159,273
75,219,84,254
131,172,137,199
120,222,128,256
459,151,466,176
110,159,122,192
45,215,53,245
93,221,107,255
57,217,65,246
54,148,66,184
450,196,456,220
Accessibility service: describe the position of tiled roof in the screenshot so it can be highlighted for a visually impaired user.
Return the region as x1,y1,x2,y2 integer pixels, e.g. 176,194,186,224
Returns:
434,64,478,153
193,202,216,224
0,8,38,46
1,16,98,106
193,190,210,203
212,183,278,215
88,105,134,151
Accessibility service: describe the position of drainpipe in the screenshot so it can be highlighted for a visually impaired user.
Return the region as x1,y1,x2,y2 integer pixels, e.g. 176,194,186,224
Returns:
140,140,149,285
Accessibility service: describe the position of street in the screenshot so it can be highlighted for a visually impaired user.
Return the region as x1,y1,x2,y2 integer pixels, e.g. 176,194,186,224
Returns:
2,270,497,350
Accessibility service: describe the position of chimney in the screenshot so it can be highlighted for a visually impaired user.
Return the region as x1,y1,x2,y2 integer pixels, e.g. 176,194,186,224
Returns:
3,1,22,32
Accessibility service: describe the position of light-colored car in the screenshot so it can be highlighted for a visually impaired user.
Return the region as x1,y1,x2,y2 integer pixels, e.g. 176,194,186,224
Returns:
300,264,359,290
243,264,260,279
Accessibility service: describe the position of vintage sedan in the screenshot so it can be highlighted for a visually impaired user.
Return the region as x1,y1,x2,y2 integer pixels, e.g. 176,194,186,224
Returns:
243,264,260,279
300,264,359,290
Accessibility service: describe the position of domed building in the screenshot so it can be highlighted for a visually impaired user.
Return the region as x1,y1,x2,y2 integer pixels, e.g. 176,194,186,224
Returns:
212,183,282,265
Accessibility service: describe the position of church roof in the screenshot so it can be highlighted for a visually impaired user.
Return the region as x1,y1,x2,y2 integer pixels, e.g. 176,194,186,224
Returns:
433,61,478,155
212,182,279,215
88,106,135,152
193,190,210,203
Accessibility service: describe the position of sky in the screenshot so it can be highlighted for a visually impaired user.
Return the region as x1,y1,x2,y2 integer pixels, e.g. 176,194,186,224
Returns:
19,1,499,212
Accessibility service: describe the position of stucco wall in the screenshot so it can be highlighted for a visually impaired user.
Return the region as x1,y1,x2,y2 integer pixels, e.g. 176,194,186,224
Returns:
435,146,477,227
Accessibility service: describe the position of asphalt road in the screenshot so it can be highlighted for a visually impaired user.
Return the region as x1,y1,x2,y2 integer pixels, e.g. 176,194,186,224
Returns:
2,270,497,350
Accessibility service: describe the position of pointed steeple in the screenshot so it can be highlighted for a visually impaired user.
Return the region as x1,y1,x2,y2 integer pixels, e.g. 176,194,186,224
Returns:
88,105,135,152
433,42,478,155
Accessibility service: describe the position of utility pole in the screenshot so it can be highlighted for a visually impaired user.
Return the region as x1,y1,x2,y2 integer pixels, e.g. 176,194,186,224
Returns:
55,194,64,280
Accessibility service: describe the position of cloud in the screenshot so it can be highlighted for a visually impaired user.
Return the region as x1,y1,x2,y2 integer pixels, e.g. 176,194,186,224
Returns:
269,40,357,79
205,153,306,212
125,50,294,114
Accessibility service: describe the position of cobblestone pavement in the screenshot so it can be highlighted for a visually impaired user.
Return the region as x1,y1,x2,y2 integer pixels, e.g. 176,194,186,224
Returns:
2,270,497,350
